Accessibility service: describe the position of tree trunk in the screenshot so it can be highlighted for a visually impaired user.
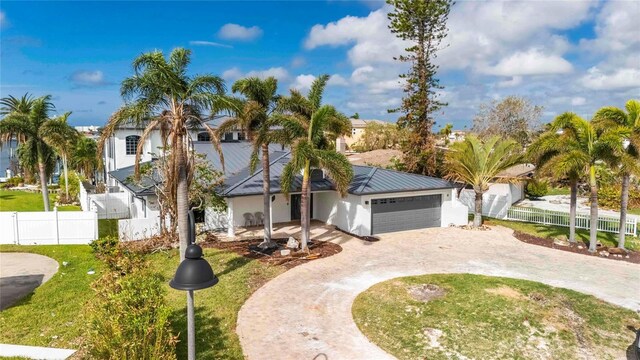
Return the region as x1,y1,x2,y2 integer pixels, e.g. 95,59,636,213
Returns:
473,191,483,227
39,161,50,211
258,144,276,249
618,173,630,249
63,155,69,199
176,134,189,261
300,160,311,251
569,180,577,243
588,165,598,252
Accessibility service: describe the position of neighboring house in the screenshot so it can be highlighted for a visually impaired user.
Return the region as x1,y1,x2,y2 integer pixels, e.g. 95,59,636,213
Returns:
458,164,535,218
345,119,388,148
206,151,469,237
101,117,244,187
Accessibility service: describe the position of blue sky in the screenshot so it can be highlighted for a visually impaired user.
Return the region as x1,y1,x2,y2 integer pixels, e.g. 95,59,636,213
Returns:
1,1,638,130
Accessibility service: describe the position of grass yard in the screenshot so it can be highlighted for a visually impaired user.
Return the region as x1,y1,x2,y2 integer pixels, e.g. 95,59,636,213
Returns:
353,274,640,360
0,244,284,359
546,186,571,196
486,218,640,251
0,190,80,212
98,219,118,238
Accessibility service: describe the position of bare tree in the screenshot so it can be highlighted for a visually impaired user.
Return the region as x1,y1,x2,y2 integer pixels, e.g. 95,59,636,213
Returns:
472,96,543,144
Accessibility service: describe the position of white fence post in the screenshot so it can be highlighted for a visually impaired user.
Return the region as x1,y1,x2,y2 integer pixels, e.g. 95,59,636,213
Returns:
54,206,60,244
13,211,19,245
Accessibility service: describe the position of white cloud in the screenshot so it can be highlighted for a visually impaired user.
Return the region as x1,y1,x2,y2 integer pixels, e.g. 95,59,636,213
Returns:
222,67,289,82
291,74,316,90
497,76,523,88
189,40,232,48
571,97,586,106
482,49,573,76
581,0,639,54
327,74,348,86
218,24,263,41
70,70,107,87
580,67,640,90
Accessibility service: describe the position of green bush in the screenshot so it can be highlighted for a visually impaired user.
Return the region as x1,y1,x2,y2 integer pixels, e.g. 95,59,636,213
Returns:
84,269,177,360
599,184,640,210
58,171,81,201
526,179,548,199
6,176,24,187
90,236,143,274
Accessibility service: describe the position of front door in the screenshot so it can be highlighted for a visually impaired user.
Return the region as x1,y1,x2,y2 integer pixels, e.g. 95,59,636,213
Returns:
290,193,313,220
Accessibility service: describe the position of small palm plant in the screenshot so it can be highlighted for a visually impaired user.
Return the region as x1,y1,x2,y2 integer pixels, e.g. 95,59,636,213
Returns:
99,48,228,260
72,137,99,181
216,77,283,249
593,100,640,249
444,135,522,227
279,75,353,251
41,112,79,201
0,94,59,211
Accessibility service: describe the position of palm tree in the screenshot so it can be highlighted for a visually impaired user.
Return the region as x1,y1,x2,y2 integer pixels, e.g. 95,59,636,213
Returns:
546,113,626,252
41,112,79,200
440,123,453,145
279,75,353,251
0,94,58,211
98,48,227,260
444,135,522,227
216,77,283,249
71,137,99,181
593,100,640,249
527,127,585,243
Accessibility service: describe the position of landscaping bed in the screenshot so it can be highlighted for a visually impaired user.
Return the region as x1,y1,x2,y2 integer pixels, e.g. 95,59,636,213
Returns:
353,274,640,360
201,234,342,269
513,230,640,264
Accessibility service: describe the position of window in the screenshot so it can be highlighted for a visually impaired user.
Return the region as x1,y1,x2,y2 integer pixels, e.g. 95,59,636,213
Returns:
237,131,246,141
223,132,234,142
197,132,211,142
352,128,357,135
125,135,140,155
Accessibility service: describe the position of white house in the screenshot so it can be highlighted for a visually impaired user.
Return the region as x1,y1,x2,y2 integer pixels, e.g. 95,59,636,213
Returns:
206,151,469,237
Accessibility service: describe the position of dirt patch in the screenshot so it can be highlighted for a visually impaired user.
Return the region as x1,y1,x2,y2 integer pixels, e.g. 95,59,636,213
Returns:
485,286,526,300
511,230,640,264
408,284,446,302
200,234,342,270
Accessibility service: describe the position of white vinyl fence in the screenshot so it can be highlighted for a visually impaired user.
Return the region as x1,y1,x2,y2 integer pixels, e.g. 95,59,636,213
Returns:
0,209,98,245
118,217,162,241
79,181,130,219
506,207,638,236
459,188,512,219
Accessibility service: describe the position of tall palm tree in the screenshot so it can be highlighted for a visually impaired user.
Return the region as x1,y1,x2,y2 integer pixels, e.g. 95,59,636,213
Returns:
444,135,522,227
546,113,626,252
0,94,58,211
98,48,227,260
279,75,353,251
593,99,640,249
41,112,79,200
216,77,283,249
527,126,585,243
71,136,99,181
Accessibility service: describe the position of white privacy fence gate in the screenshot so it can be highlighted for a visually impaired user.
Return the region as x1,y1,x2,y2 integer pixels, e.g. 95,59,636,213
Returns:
506,207,638,236
0,209,98,245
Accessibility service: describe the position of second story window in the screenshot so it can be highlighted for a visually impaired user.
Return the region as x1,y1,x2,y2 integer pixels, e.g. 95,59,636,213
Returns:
223,132,234,142
125,135,140,155
197,132,211,142
238,131,246,141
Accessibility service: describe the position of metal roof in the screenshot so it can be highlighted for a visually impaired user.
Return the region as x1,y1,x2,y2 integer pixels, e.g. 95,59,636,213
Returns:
223,152,455,197
109,161,160,196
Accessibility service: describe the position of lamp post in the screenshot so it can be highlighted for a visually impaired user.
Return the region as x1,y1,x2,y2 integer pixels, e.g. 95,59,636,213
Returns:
170,210,218,360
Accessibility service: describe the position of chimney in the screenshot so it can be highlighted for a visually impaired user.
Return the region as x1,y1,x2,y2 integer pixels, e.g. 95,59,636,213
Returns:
336,136,346,153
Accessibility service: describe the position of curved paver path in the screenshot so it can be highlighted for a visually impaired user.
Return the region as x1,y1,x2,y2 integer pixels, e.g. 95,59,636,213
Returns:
237,225,640,360
0,252,58,310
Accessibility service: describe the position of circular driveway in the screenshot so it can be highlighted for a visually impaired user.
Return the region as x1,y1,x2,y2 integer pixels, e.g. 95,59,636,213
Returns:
237,225,640,359
0,252,58,310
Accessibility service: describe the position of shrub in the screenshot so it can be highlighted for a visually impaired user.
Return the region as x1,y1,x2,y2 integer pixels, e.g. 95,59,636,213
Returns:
6,176,24,187
58,171,82,200
526,179,548,199
90,236,143,274
598,184,640,210
84,268,177,360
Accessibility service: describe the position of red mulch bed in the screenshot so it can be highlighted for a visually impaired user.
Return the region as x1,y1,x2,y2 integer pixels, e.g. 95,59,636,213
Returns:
513,230,640,264
200,234,342,269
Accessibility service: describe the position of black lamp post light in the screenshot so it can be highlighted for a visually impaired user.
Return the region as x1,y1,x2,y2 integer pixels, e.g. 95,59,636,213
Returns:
170,210,218,360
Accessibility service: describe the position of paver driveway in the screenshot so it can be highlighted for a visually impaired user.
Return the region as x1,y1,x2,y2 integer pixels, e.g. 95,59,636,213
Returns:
237,225,640,360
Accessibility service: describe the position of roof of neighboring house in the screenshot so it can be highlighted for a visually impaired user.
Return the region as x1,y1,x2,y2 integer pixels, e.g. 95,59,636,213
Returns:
346,149,403,167
109,161,160,196
222,151,454,197
350,119,389,128
496,164,536,178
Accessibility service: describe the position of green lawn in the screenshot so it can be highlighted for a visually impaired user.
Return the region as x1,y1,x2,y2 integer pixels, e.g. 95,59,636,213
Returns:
0,244,284,359
0,190,80,212
546,186,571,196
98,219,118,238
486,218,640,251
353,274,640,360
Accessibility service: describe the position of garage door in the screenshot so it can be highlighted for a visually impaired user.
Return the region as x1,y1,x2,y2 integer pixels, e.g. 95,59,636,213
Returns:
371,195,442,234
